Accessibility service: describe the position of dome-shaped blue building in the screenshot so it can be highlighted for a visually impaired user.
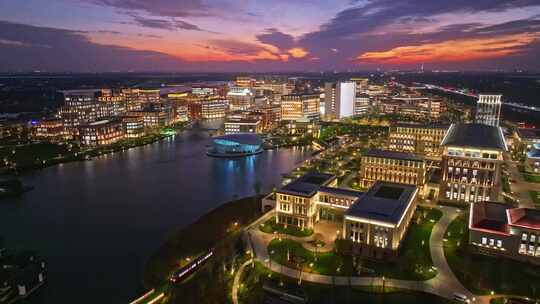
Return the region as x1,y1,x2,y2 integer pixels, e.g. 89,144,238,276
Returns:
207,133,263,157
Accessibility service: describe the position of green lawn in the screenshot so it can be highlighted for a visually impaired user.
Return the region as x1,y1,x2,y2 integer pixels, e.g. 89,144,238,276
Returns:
268,239,354,276
444,215,540,297
239,262,453,304
0,142,81,169
143,195,262,287
266,207,442,280
529,191,540,208
362,207,442,280
523,173,540,183
259,218,314,237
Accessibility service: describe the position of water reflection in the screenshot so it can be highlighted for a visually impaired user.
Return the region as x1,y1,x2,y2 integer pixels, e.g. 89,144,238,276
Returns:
0,125,310,304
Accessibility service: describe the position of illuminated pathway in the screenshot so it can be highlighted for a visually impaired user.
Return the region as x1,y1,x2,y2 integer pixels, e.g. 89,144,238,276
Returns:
242,206,493,303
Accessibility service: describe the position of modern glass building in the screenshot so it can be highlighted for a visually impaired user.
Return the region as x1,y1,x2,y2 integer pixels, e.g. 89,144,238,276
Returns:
207,133,263,157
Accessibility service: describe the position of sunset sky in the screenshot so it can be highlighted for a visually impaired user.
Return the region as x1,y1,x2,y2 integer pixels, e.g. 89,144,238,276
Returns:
1,0,539,72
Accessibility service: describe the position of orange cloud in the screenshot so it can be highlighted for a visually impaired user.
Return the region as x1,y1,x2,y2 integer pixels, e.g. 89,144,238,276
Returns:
357,33,539,64
288,47,308,58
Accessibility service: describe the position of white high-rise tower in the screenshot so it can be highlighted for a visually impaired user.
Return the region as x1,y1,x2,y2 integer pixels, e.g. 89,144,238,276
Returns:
475,94,502,127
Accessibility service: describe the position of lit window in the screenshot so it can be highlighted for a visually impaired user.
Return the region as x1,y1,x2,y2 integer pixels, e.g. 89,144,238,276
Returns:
497,240,502,248
482,237,487,245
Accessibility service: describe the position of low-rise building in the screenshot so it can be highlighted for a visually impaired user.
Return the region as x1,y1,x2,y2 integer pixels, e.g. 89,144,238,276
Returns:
201,99,228,119
439,123,507,204
33,119,66,141
359,149,426,190
79,119,124,146
273,172,419,260
344,182,418,259
224,117,262,134
469,201,540,264
387,123,449,159
525,143,540,174
122,116,145,138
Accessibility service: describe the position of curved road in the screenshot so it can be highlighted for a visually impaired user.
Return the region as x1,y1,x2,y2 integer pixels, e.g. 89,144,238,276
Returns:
238,206,486,303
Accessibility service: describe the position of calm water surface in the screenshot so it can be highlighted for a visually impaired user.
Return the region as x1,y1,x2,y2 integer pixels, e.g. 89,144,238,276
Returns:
0,123,311,303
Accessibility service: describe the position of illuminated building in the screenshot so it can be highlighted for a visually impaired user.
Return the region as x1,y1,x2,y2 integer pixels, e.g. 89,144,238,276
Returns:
227,87,254,111
254,105,281,129
469,201,540,264
208,133,263,157
201,99,228,119
354,94,370,116
344,182,418,259
359,149,426,189
284,118,320,138
58,89,102,135
274,172,418,260
122,116,145,138
379,96,443,120
79,119,124,146
350,78,369,93
33,119,66,141
525,143,540,174
175,105,189,122
439,123,507,204
324,81,356,119
281,94,320,122
475,94,502,127
224,117,261,134
388,123,449,159
235,76,254,88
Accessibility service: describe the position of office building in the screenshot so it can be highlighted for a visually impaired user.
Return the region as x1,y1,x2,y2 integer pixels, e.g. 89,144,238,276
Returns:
475,94,502,127
324,82,356,119
79,119,124,146
201,99,228,119
344,182,418,259
33,119,66,141
122,116,145,138
281,94,320,122
227,87,254,111
58,89,102,134
354,94,370,116
439,123,507,204
469,201,540,264
235,76,254,88
359,149,426,189
224,117,261,134
388,123,449,159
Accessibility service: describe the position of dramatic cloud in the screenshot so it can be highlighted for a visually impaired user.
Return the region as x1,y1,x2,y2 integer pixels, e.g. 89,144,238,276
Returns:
256,28,295,51
86,0,209,17
129,14,201,31
1,0,540,71
0,21,185,72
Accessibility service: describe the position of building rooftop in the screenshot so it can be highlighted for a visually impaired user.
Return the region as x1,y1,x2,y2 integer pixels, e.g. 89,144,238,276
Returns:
212,133,263,146
364,149,424,162
393,123,450,130
346,182,418,225
318,187,364,198
508,208,540,230
517,128,540,141
279,172,336,197
441,123,507,151
469,201,511,235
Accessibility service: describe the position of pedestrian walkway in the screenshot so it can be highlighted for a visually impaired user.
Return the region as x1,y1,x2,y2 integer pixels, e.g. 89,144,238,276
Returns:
245,206,480,302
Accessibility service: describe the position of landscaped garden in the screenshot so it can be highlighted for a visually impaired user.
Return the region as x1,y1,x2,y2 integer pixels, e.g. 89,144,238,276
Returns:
238,262,454,304
360,206,442,280
268,238,354,276
266,207,442,280
530,191,540,208
523,173,540,183
444,214,540,297
259,218,314,237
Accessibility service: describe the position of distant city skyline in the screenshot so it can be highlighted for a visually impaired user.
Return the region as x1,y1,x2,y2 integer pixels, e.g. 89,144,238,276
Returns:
1,0,540,72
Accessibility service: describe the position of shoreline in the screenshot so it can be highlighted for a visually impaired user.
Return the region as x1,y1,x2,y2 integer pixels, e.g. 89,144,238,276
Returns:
1,122,190,176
